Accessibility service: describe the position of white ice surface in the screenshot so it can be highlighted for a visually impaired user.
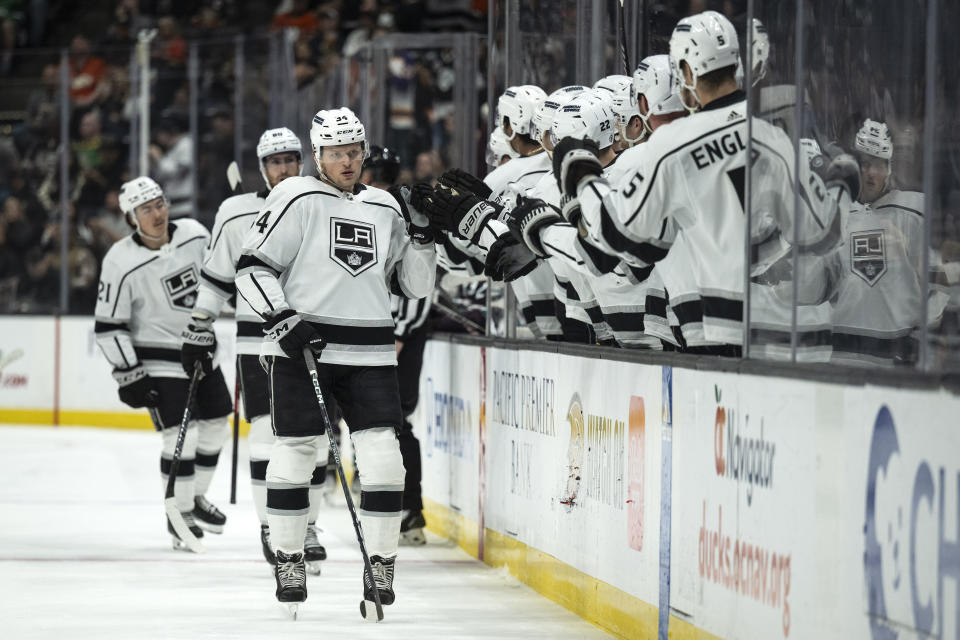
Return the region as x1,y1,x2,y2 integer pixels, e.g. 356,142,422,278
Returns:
0,425,610,639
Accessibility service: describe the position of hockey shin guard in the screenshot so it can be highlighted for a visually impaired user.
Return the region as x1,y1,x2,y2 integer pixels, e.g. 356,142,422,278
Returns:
161,423,198,512
248,413,274,525
194,417,229,496
266,435,320,553
353,427,405,558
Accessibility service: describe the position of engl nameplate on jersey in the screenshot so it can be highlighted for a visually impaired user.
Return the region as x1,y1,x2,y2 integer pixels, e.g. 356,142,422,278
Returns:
330,218,378,276
850,230,886,286
162,265,200,310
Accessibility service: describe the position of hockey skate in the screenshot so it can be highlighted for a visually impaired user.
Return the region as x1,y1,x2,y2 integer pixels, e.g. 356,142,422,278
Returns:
399,510,427,546
193,495,226,534
303,524,326,575
275,550,307,620
260,524,275,564
167,512,204,551
363,555,396,606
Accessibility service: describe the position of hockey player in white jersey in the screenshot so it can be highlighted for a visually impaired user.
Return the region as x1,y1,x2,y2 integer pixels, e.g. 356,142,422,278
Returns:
550,10,858,353
180,127,329,571
794,119,945,366
511,57,687,349
94,176,232,550
235,107,436,611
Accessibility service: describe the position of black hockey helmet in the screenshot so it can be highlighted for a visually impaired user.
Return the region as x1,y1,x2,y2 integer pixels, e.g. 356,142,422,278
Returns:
363,145,401,185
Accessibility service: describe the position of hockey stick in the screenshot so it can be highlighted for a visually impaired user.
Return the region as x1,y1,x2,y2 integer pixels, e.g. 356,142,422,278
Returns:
229,360,240,504
163,362,205,553
618,0,631,75
226,161,243,504
302,347,384,623
433,298,484,334
227,161,242,193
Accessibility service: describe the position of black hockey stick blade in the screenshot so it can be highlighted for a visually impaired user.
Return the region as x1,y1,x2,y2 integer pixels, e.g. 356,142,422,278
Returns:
302,348,384,622
163,363,205,553
227,161,242,194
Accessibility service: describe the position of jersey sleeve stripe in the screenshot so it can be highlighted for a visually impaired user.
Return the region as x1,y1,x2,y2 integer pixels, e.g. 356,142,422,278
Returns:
249,274,276,313
200,269,235,297
94,320,131,333
236,253,282,277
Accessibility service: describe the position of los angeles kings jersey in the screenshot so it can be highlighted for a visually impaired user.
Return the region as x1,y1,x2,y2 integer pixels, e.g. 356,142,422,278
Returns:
576,90,848,346
94,219,211,379
235,176,436,366
193,190,269,356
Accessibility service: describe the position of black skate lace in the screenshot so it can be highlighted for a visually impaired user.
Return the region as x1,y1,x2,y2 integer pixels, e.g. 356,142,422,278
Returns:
277,556,305,587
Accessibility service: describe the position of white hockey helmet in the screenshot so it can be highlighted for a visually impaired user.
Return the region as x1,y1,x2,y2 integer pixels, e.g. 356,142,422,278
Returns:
669,11,741,111
498,85,547,140
486,126,520,166
531,85,588,145
855,119,893,160
118,176,164,216
256,127,303,187
310,107,368,163
632,54,684,139
592,74,633,97
751,19,770,85
550,90,619,151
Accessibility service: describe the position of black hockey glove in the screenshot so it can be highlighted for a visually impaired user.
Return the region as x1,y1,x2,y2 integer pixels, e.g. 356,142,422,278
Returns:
388,184,435,244
410,182,501,245
484,234,539,282
438,168,493,199
809,142,860,202
263,309,326,359
113,365,160,409
180,314,217,376
505,196,564,258
552,136,602,198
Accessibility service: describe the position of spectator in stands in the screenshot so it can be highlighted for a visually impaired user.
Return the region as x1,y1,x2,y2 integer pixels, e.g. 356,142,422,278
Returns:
271,0,319,35
86,189,130,256
150,114,193,219
156,16,187,67
0,0,23,75
68,35,110,108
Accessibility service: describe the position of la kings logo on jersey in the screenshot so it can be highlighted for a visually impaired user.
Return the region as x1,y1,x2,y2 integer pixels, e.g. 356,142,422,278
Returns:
851,230,887,286
330,218,377,276
162,265,200,310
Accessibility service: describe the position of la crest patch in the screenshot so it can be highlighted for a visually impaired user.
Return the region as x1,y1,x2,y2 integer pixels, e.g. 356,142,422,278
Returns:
850,230,887,286
162,265,199,310
330,218,377,276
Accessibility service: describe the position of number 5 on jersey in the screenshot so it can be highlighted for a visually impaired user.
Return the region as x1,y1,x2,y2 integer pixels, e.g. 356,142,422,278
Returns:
256,211,271,233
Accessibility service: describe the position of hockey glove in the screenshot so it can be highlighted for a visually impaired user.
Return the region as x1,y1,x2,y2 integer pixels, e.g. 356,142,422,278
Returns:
411,182,501,245
113,365,160,408
810,143,861,202
180,314,217,376
504,196,564,258
552,137,602,198
388,184,435,244
263,309,326,359
484,234,539,282
438,168,493,199
558,194,583,226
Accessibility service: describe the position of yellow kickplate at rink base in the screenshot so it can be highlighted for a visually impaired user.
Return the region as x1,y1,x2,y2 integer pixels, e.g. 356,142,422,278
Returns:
0,408,251,435
422,496,658,640
667,616,725,640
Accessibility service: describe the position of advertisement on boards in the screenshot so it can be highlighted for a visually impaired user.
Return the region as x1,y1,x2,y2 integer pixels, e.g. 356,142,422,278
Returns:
0,316,56,412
